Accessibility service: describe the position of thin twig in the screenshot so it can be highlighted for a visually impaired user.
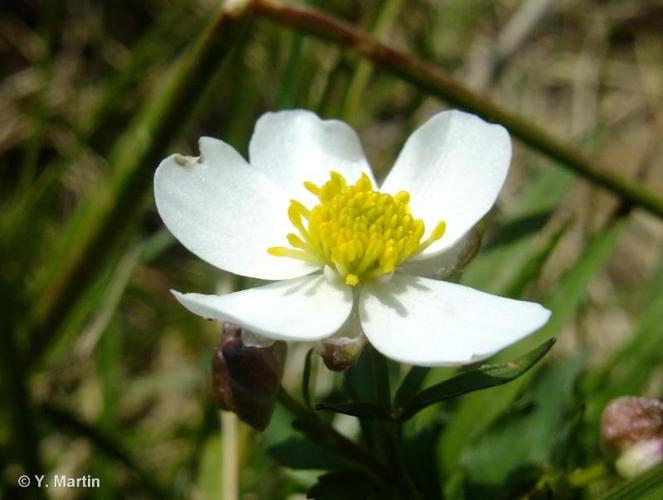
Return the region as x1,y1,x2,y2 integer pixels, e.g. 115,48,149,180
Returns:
250,0,663,219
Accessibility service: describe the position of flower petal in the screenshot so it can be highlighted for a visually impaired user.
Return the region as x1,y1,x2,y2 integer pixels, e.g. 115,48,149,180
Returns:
359,273,550,366
380,110,511,258
172,274,354,341
154,137,318,280
249,110,375,202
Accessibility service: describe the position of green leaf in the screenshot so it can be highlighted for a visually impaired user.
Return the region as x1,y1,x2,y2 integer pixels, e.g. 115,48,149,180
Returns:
397,338,555,421
599,462,663,500
314,402,393,421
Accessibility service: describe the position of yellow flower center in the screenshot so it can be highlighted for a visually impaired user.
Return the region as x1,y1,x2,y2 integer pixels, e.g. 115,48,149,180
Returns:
268,171,446,286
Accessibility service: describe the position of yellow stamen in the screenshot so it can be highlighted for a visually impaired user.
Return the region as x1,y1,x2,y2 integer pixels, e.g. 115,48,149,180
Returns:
269,171,446,286
304,181,320,195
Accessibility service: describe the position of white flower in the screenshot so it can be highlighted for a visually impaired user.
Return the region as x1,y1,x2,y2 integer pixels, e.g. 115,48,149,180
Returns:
154,109,551,366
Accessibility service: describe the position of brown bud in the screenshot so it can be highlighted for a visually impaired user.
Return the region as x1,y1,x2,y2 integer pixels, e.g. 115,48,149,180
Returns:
315,335,366,372
601,396,663,455
211,323,286,431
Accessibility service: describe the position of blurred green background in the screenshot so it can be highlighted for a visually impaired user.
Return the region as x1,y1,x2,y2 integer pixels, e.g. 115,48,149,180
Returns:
1,0,662,498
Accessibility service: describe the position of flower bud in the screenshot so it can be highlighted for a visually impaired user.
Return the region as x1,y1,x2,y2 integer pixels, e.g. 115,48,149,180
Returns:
601,396,663,455
615,438,663,479
211,323,286,431
315,335,366,372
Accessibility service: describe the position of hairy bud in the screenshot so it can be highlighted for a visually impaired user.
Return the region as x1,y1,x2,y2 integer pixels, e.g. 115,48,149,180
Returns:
601,396,663,478
212,323,286,431
601,396,663,454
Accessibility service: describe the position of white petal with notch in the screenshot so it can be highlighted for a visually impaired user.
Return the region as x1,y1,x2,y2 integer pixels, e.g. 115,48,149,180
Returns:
154,137,319,280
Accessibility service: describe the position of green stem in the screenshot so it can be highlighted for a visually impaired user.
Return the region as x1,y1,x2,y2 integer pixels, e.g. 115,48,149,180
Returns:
276,386,388,480
368,346,421,500
250,0,663,219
